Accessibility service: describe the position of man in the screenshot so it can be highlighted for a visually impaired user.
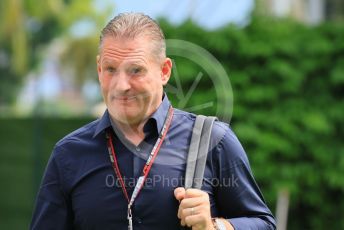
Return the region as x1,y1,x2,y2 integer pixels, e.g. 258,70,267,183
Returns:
30,13,276,230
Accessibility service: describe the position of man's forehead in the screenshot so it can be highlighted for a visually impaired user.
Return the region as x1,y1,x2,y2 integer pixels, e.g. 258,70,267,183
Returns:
100,36,152,60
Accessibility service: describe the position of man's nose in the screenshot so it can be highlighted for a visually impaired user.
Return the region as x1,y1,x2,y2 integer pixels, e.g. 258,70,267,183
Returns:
114,72,131,92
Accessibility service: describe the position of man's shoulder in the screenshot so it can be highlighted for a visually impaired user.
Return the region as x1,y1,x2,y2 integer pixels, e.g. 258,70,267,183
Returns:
212,119,230,143
173,108,230,143
173,108,195,120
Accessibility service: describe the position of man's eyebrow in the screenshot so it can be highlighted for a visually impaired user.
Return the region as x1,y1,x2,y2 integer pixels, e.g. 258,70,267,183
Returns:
129,61,146,66
101,59,117,64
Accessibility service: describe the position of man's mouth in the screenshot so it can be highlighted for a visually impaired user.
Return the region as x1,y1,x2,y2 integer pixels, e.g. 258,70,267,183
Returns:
112,95,137,102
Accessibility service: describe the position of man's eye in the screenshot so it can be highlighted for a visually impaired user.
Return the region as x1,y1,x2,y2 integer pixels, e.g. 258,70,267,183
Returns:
129,67,143,75
106,67,116,73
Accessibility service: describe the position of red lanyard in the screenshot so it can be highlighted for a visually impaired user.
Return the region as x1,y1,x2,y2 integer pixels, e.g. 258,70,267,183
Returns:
105,106,174,230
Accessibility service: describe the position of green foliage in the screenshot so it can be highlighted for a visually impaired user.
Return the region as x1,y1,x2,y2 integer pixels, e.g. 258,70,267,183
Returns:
161,17,344,229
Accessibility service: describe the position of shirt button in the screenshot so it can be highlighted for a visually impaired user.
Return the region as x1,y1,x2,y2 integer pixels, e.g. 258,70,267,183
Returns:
136,217,142,224
136,147,141,152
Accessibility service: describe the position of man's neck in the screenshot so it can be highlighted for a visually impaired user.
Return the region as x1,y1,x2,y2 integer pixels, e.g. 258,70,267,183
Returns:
113,119,147,146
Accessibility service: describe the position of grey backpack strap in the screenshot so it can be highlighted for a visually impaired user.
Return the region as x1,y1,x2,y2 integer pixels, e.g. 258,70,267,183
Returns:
185,115,217,190
184,115,206,189
192,116,217,189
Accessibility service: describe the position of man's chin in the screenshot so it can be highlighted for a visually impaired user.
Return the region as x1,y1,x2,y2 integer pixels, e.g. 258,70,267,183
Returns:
111,112,146,125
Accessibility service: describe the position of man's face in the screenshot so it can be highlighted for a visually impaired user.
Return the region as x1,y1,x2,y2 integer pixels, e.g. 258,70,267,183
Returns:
97,35,172,126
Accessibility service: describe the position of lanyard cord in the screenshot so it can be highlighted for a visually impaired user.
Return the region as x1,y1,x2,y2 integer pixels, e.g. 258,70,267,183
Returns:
105,106,174,208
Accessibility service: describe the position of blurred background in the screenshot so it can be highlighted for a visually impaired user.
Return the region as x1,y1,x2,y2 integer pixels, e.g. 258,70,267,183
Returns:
1,0,344,229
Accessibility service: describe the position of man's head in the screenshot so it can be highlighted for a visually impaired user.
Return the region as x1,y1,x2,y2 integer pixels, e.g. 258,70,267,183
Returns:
97,13,172,126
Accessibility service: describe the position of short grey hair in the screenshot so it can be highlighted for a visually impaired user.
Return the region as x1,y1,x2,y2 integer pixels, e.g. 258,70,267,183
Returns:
99,13,166,61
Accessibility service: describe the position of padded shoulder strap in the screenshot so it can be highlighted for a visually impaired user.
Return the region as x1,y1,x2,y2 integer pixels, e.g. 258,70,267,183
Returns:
184,115,217,189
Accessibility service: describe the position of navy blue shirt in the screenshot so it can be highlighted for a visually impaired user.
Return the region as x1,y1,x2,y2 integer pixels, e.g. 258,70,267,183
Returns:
30,95,276,230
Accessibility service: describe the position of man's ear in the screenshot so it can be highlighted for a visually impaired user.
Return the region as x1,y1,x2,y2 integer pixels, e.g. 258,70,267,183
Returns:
96,55,101,81
161,58,172,85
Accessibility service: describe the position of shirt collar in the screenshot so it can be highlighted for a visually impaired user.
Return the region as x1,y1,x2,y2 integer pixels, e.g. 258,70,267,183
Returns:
93,93,171,138
93,109,112,138
144,93,171,135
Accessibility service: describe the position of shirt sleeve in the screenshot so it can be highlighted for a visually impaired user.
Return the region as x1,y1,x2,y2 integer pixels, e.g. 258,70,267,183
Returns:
30,147,73,230
213,125,276,230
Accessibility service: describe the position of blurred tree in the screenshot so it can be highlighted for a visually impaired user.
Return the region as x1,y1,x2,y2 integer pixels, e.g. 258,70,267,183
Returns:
0,0,63,105
0,0,112,109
